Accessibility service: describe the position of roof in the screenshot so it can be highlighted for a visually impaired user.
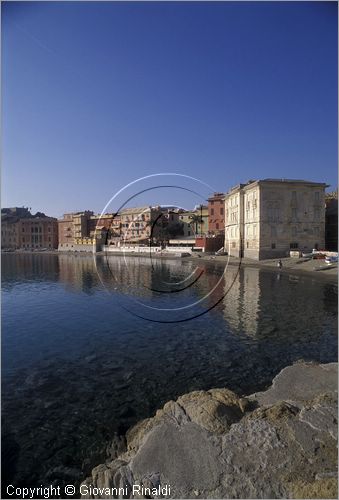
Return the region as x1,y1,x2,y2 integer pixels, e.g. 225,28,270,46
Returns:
226,179,328,195
120,206,153,214
261,178,328,185
20,217,57,222
208,192,225,200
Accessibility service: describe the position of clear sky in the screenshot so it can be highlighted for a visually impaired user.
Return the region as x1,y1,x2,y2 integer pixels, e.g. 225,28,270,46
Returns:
2,1,338,217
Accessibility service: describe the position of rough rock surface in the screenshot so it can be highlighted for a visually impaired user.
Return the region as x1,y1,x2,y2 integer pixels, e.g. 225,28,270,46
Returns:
81,362,338,499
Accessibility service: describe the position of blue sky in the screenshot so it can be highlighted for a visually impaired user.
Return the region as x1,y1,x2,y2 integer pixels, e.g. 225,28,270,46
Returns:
2,1,337,217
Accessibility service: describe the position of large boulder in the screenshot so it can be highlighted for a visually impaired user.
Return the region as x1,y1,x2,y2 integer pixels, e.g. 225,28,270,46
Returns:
81,362,337,499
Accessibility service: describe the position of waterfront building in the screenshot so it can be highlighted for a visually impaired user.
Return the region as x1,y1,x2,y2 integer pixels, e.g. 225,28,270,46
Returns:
19,217,58,249
58,211,94,250
1,208,58,249
119,206,164,244
1,215,19,249
208,193,225,235
224,179,327,260
58,210,120,252
89,213,121,243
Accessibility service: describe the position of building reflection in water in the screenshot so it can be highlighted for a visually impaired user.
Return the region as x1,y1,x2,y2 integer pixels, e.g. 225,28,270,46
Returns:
58,254,100,294
7,253,333,336
222,266,260,336
57,254,200,298
2,253,60,290
222,265,331,341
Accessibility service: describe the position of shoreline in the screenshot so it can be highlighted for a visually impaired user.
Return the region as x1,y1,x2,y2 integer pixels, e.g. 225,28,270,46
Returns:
3,249,338,283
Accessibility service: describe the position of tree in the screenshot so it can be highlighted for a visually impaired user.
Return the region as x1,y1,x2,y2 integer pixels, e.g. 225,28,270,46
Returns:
189,214,203,235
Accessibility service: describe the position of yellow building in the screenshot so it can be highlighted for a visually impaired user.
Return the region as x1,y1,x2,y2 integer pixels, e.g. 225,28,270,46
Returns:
178,205,209,237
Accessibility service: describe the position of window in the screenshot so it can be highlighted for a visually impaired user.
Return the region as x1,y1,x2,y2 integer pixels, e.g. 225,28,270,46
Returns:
48,227,51,232
232,242,236,248
22,227,24,232
220,207,224,215
292,208,297,220
290,242,298,249
210,208,214,216
271,243,276,249
210,200,214,206
22,237,25,243
216,223,219,230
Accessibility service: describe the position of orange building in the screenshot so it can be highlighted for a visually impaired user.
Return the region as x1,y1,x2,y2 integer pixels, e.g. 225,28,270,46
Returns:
1,208,58,249
208,192,225,235
19,217,58,249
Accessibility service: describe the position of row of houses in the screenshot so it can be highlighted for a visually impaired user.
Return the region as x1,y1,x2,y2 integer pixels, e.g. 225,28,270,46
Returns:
2,179,338,259
57,205,210,252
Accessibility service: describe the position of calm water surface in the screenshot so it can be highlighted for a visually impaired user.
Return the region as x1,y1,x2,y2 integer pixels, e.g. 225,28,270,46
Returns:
2,253,338,494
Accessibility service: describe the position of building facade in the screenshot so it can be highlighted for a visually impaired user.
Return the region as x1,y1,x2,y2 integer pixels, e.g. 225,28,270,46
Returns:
89,213,121,241
119,206,164,244
58,211,94,250
208,193,225,235
224,179,327,260
1,208,58,250
19,217,58,249
1,219,19,249
178,205,209,238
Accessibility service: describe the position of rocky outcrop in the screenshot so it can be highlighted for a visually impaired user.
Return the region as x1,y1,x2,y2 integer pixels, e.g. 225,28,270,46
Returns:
81,362,338,499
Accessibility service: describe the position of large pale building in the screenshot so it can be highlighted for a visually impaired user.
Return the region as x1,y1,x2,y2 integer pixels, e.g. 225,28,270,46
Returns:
224,179,327,260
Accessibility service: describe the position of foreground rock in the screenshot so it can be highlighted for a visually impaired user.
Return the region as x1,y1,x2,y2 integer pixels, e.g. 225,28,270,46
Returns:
81,362,338,499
